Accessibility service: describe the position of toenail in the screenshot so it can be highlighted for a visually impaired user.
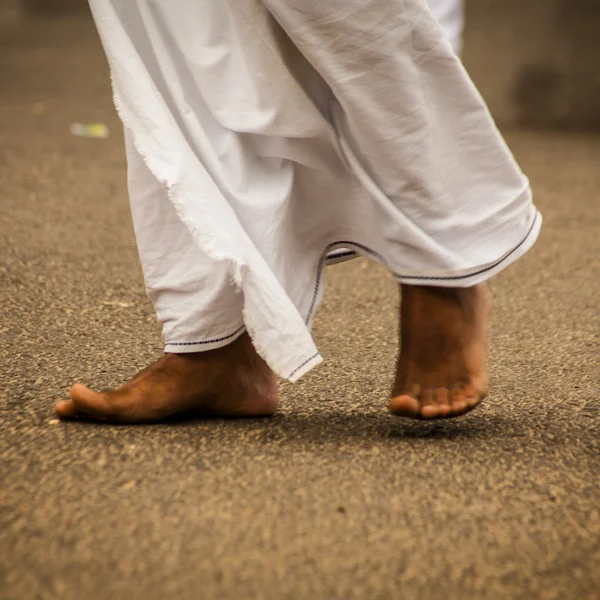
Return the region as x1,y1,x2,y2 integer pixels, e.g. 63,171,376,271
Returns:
437,404,451,416
421,405,439,419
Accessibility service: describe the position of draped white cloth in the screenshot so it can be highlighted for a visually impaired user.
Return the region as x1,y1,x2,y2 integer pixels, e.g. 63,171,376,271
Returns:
90,0,541,381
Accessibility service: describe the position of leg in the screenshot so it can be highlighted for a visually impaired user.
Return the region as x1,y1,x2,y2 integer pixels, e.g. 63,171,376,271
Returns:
55,133,278,422
390,284,490,419
83,0,539,393
262,0,537,412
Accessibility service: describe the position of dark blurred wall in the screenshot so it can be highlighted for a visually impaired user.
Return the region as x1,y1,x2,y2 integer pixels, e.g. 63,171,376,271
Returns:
2,0,599,129
463,0,600,129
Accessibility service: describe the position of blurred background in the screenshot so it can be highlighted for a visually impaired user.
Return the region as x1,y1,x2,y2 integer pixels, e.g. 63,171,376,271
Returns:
3,0,600,129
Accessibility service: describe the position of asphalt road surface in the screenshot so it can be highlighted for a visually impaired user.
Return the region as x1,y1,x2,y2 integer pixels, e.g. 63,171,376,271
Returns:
1,11,599,600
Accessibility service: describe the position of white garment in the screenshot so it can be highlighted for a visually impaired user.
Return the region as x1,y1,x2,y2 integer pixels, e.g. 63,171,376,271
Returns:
427,0,465,54
90,0,541,382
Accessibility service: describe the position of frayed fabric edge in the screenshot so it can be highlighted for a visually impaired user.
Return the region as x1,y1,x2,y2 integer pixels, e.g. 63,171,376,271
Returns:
109,74,320,381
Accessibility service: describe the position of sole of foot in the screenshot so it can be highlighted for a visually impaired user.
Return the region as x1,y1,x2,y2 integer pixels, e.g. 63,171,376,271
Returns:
389,284,490,420
54,333,279,423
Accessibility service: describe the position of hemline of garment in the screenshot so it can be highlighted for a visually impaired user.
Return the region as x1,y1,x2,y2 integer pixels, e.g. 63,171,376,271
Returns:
164,208,541,381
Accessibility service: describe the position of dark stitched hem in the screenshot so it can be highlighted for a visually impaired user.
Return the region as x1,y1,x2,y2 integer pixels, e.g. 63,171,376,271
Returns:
287,352,320,380
166,325,245,347
305,211,539,326
325,250,358,263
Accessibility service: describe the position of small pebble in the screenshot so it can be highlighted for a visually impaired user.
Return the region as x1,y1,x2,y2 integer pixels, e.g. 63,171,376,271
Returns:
102,300,134,308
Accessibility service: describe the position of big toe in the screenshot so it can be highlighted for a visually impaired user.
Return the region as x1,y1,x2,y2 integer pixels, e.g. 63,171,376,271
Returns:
54,383,94,419
54,398,77,419
388,394,421,418
65,383,116,420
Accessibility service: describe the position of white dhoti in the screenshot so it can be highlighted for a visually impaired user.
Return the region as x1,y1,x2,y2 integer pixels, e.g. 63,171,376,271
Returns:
90,0,541,382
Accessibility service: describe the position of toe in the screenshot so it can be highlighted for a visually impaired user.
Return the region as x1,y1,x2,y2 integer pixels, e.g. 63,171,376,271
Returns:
435,387,451,417
389,394,421,418
450,387,468,415
420,389,439,419
69,383,118,421
463,384,481,408
54,399,78,419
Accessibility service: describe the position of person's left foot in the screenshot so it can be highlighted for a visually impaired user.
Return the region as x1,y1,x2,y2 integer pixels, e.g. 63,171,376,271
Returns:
54,333,279,422
389,284,490,419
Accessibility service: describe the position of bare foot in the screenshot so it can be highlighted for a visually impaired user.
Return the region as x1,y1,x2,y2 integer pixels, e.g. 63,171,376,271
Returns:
54,333,278,422
389,284,490,419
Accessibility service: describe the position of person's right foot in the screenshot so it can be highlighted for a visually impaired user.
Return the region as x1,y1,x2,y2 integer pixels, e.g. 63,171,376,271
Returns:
390,284,490,419
54,333,278,423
